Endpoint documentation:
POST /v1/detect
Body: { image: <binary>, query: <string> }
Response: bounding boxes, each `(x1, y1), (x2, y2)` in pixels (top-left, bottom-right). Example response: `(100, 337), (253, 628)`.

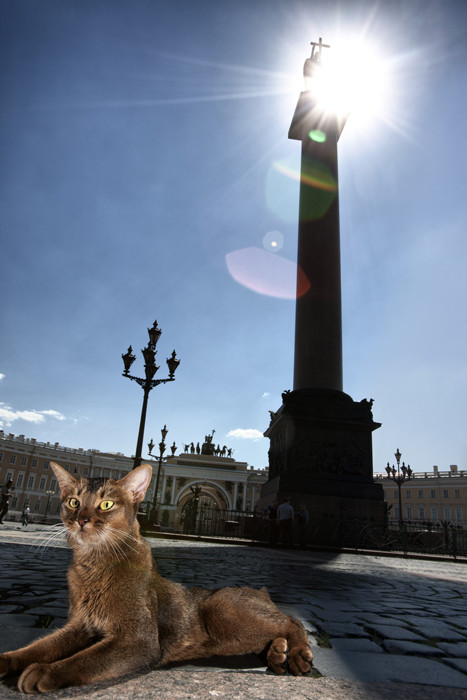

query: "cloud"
(0, 403), (66, 429)
(262, 392), (271, 398)
(227, 428), (264, 441)
(0, 374), (5, 381)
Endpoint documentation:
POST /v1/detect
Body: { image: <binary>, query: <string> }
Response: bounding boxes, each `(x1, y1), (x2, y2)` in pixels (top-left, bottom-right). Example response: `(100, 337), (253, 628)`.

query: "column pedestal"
(261, 389), (386, 546)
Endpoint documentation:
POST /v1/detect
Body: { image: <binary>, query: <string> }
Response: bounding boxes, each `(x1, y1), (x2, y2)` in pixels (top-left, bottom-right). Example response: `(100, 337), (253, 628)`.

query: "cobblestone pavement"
(0, 524), (466, 698)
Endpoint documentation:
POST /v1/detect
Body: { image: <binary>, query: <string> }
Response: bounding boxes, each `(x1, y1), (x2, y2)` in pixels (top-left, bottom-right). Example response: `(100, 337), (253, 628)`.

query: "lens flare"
(226, 247), (310, 300)
(309, 129), (326, 143)
(263, 230), (284, 253)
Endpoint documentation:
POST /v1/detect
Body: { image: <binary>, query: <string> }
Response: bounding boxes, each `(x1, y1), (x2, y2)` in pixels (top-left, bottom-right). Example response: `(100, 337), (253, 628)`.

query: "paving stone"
(0, 613), (37, 629)
(312, 648), (467, 688)
(438, 642), (467, 658)
(316, 622), (370, 638)
(444, 658), (467, 675)
(382, 640), (445, 656)
(329, 638), (383, 654)
(364, 624), (425, 642)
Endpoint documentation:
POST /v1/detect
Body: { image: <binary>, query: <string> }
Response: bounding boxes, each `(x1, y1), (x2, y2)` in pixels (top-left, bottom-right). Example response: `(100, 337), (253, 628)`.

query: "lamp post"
(385, 448), (413, 527)
(45, 490), (55, 523)
(148, 425), (176, 525)
(122, 320), (180, 469)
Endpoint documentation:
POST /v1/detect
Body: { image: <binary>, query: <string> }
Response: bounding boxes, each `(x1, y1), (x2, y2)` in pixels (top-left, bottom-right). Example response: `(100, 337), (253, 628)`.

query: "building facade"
(375, 465), (467, 526)
(0, 430), (268, 526)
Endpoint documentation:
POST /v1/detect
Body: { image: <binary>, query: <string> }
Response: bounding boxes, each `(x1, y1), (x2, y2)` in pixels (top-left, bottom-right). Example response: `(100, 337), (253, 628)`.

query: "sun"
(306, 38), (391, 127)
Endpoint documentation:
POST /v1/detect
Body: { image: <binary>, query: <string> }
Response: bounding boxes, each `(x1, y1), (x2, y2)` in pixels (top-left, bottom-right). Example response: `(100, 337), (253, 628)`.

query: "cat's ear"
(51, 462), (78, 497)
(118, 464), (152, 503)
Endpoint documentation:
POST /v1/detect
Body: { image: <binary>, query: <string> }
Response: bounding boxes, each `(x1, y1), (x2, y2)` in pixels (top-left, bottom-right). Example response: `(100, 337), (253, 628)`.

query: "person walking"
(277, 497), (294, 548)
(22, 505), (30, 527)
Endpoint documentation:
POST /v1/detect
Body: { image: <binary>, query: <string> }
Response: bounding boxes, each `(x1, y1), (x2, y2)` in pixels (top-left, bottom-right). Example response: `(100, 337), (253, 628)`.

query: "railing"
(174, 506), (265, 540)
(168, 506), (467, 558)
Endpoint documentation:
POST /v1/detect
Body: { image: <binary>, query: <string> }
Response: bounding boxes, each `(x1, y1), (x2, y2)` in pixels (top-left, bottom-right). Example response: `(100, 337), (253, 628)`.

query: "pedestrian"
(22, 505), (30, 527)
(264, 499), (279, 547)
(0, 479), (14, 524)
(297, 503), (309, 548)
(277, 497), (294, 548)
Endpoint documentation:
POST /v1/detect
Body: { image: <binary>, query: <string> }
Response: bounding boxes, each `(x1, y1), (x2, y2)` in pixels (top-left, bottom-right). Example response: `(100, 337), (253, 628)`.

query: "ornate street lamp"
(122, 321), (180, 469)
(44, 489), (55, 523)
(148, 425), (176, 525)
(385, 448), (413, 527)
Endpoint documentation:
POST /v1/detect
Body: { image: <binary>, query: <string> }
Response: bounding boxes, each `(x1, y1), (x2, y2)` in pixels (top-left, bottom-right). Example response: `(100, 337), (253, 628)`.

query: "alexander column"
(262, 40), (385, 544)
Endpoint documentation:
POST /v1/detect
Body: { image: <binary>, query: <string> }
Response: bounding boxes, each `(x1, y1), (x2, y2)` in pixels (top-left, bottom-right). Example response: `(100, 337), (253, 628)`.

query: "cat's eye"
(69, 498), (80, 509)
(99, 500), (114, 511)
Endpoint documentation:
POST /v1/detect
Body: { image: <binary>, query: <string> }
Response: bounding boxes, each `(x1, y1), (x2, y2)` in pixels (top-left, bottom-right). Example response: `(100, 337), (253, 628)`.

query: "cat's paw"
(288, 644), (313, 676)
(0, 653), (10, 678)
(18, 663), (62, 694)
(266, 636), (288, 675)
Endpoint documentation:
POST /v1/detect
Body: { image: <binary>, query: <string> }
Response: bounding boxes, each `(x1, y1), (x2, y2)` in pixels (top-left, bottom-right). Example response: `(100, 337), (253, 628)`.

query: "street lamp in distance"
(385, 448), (413, 527)
(148, 425), (176, 527)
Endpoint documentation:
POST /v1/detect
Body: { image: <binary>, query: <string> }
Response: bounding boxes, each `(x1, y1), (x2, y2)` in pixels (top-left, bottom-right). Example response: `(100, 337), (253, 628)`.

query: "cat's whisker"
(32, 524), (68, 556)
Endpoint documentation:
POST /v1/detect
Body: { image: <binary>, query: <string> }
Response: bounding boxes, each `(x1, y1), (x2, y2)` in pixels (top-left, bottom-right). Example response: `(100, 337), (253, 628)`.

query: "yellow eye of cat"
(69, 498), (80, 509)
(99, 500), (114, 511)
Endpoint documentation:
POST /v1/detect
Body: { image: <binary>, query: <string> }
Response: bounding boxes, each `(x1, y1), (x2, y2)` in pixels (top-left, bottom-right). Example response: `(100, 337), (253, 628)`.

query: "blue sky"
(1, 0), (467, 473)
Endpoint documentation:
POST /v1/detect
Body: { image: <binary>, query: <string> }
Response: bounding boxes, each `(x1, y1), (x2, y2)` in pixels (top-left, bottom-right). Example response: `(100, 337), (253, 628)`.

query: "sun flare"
(309, 39), (391, 126)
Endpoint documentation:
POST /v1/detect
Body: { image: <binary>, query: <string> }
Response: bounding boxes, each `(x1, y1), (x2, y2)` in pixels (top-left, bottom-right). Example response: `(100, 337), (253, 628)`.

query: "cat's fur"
(0, 463), (312, 693)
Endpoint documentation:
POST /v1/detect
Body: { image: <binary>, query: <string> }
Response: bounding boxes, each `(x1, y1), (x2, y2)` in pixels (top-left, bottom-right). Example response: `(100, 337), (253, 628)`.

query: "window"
(9, 455), (16, 464)
(32, 459), (38, 468)
(430, 490), (436, 499)
(394, 506), (400, 519)
(454, 489), (460, 498)
(11, 497), (17, 508)
(443, 490), (449, 498)
(27, 476), (35, 489)
(418, 507), (425, 519)
(406, 490), (411, 499)
(43, 461), (50, 470)
(393, 490), (398, 499)
(84, 468), (89, 476)
(0, 452), (3, 462)
(39, 477), (46, 490)
(455, 507), (463, 522)
(50, 479), (57, 491)
(34, 499), (41, 512)
(443, 507), (451, 520)
(431, 507), (438, 521)
(418, 490), (423, 499)
(406, 506), (413, 519)
(21, 457), (27, 466)
(6, 471), (13, 482)
(16, 474), (24, 488)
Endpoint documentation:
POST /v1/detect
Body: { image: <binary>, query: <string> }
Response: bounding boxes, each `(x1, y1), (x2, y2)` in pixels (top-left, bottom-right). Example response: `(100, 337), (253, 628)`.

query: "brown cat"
(0, 463), (312, 693)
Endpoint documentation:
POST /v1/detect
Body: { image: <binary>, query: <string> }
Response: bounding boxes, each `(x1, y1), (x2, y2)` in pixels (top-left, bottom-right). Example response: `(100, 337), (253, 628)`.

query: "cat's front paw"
(18, 663), (62, 694)
(267, 637), (288, 675)
(288, 644), (313, 676)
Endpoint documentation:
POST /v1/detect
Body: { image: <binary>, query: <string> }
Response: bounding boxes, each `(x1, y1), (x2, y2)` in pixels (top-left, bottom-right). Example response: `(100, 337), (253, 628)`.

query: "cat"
(0, 462), (313, 693)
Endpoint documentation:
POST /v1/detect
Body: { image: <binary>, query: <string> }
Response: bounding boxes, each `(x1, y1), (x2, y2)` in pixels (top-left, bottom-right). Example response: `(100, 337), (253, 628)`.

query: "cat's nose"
(78, 515), (90, 528)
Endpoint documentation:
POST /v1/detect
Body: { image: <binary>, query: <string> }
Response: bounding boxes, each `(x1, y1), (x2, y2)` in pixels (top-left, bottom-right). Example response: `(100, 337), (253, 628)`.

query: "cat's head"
(51, 462), (152, 550)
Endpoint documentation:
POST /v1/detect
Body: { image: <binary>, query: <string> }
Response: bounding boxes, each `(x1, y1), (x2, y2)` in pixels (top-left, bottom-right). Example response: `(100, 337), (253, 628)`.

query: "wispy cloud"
(0, 374), (5, 382)
(0, 403), (66, 429)
(227, 428), (264, 441)
(262, 392), (271, 399)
